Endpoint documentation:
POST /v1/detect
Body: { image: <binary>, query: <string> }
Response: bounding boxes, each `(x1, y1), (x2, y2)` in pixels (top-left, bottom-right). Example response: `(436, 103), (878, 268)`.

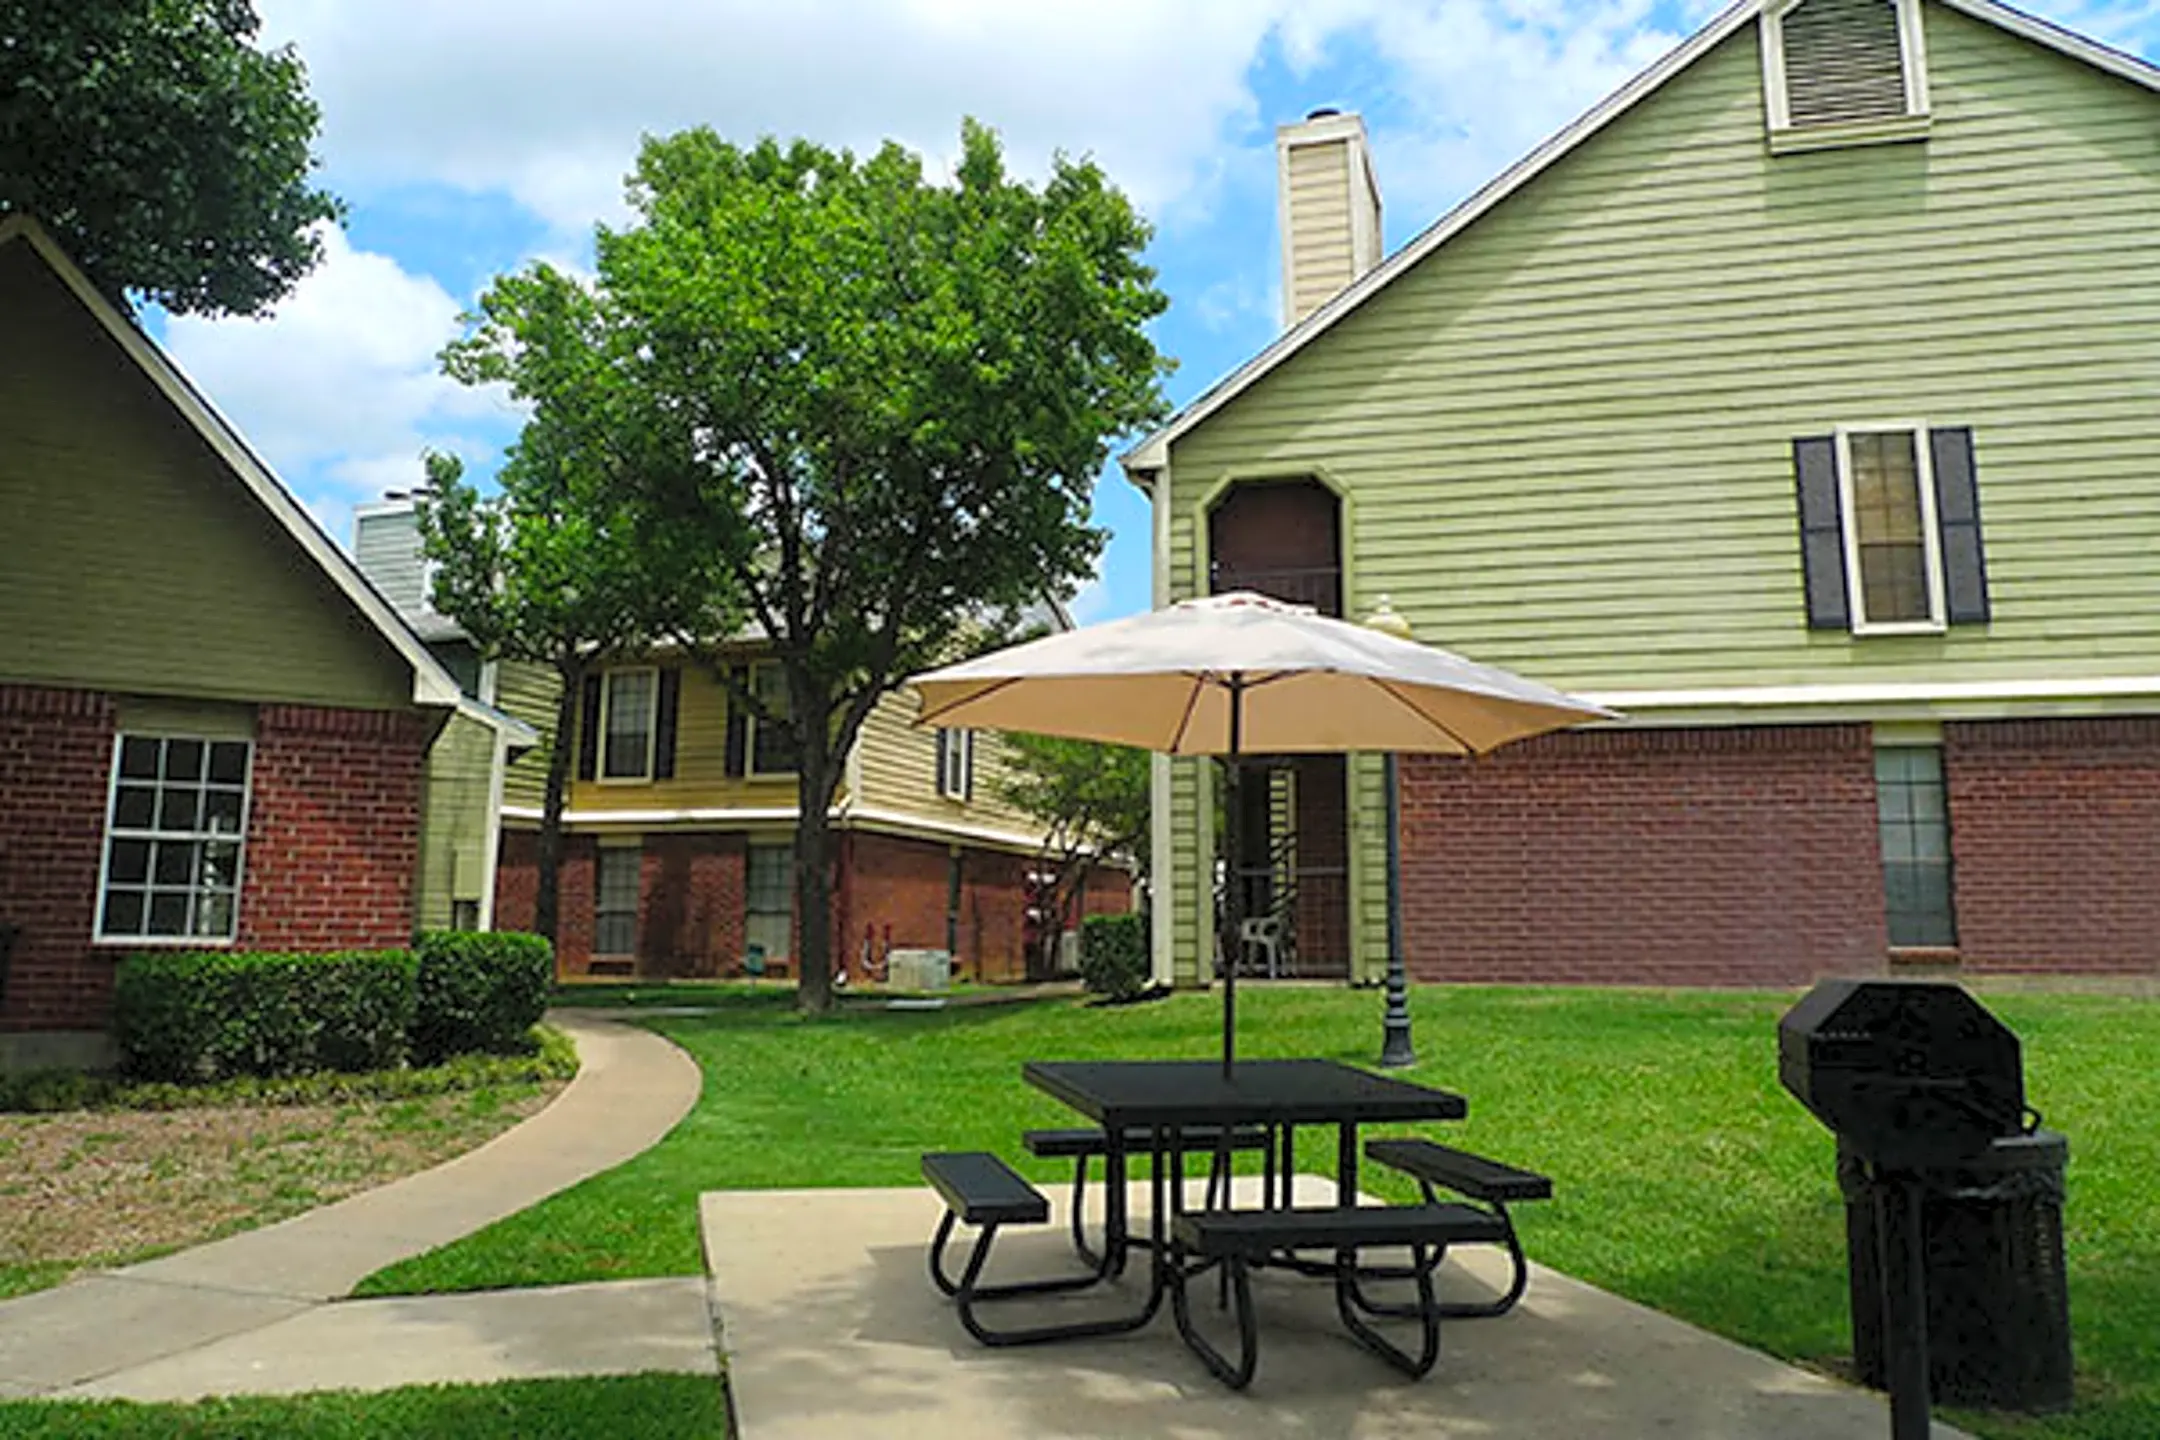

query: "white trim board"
(1120, 0), (2160, 475)
(498, 801), (1060, 856)
(0, 216), (466, 713)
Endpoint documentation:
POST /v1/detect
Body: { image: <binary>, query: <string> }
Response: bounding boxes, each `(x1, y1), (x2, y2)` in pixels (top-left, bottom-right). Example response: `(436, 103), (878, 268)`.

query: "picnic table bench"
(1023, 1123), (1270, 1265)
(1365, 1138), (1552, 1317)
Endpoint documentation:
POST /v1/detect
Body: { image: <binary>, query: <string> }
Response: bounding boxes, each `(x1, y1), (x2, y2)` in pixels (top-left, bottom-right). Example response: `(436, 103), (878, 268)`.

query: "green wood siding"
(0, 246), (412, 710)
(417, 711), (496, 928)
(1159, 8), (2160, 982)
(497, 661), (562, 813)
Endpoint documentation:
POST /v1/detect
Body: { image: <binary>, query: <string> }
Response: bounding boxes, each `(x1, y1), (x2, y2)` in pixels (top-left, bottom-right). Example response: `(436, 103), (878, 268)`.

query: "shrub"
(1078, 914), (1149, 1002)
(113, 949), (417, 1083)
(412, 931), (554, 1065)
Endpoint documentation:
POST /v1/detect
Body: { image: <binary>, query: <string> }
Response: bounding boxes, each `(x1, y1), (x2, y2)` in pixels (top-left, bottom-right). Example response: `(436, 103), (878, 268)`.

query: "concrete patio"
(703, 1176), (1971, 1439)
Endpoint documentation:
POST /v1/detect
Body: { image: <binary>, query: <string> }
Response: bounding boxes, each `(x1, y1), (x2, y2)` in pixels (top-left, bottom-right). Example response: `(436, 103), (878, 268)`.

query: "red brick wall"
(0, 686), (119, 1030)
(1399, 725), (1886, 987)
(495, 831), (602, 977)
(1946, 718), (2160, 974)
(238, 705), (426, 952)
(638, 832), (745, 979)
(0, 687), (428, 1031)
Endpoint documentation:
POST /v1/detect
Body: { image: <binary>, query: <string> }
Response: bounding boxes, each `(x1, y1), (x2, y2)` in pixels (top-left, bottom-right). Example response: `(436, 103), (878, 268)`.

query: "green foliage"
(1077, 913), (1150, 1001)
(998, 736), (1152, 869)
(0, 1027), (574, 1115)
(413, 931), (556, 1064)
(113, 949), (417, 1083)
(0, 0), (340, 316)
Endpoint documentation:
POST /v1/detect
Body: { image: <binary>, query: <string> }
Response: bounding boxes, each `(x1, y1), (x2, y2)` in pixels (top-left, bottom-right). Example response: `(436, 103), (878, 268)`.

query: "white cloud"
(159, 225), (518, 543)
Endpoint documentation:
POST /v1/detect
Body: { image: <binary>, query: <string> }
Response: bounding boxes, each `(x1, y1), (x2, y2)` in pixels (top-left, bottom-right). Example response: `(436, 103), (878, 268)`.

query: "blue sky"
(162, 0), (2160, 623)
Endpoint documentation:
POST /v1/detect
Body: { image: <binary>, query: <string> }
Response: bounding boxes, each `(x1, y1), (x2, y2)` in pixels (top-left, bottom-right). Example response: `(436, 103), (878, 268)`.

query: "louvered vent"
(1782, 0), (1911, 127)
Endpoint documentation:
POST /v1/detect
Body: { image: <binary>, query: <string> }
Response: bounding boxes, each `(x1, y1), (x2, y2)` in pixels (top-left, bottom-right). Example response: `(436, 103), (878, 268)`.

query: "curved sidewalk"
(0, 1009), (703, 1398)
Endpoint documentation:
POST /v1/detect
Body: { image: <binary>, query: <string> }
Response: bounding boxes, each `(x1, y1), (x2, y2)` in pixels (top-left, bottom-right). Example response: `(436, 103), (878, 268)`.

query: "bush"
(1078, 914), (1149, 1002)
(113, 949), (417, 1083)
(412, 931), (554, 1065)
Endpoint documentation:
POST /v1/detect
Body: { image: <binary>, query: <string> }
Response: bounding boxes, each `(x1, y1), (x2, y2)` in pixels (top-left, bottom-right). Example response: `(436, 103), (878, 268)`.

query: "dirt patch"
(0, 1082), (561, 1296)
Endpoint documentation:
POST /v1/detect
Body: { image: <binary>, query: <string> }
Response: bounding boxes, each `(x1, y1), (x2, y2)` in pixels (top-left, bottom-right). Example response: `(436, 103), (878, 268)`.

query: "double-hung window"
(594, 846), (641, 957)
(98, 735), (251, 942)
(746, 663), (796, 778)
(1794, 425), (1989, 635)
(1876, 746), (1956, 948)
(936, 728), (974, 802)
(600, 668), (657, 781)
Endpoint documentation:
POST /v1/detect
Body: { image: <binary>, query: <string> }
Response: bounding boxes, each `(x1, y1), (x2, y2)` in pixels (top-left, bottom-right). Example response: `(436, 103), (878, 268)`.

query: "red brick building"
(0, 219), (529, 1063)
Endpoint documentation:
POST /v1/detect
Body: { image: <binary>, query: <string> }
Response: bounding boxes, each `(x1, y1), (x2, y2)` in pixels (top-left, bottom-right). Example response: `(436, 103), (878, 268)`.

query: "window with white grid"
(97, 735), (251, 942)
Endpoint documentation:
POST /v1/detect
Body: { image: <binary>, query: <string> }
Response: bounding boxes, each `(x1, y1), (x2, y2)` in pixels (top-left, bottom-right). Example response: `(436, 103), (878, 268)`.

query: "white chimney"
(1276, 108), (1383, 329)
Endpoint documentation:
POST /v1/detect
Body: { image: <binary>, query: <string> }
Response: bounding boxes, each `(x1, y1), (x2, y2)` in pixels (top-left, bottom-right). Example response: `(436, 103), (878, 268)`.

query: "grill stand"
(1877, 1170), (1934, 1440)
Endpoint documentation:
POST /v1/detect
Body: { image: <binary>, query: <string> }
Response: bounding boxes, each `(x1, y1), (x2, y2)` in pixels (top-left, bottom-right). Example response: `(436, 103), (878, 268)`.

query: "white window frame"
(938, 728), (975, 802)
(597, 666), (659, 784)
(1761, 0), (1931, 153)
(1837, 423), (1948, 636)
(745, 661), (796, 780)
(92, 733), (253, 947)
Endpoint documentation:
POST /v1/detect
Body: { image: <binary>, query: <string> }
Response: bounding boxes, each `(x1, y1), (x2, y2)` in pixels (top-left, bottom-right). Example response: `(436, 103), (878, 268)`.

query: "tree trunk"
(792, 700), (839, 1015)
(535, 659), (582, 953)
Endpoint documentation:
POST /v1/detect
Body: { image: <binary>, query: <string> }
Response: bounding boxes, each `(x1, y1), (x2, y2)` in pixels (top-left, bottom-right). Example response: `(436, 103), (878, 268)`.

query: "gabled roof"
(1123, 0), (2160, 475)
(0, 214), (466, 712)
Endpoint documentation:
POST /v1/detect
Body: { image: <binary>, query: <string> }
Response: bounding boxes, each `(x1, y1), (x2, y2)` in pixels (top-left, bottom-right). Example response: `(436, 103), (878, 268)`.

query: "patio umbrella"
(913, 591), (1617, 1074)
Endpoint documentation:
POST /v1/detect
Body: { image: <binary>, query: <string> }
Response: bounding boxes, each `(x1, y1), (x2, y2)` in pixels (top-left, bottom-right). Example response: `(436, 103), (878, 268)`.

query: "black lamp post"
(1364, 597), (1416, 1068)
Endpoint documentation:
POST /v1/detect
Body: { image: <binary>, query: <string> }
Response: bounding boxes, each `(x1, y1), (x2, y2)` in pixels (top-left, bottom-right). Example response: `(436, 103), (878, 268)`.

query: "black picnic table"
(1023, 1059), (1467, 1283)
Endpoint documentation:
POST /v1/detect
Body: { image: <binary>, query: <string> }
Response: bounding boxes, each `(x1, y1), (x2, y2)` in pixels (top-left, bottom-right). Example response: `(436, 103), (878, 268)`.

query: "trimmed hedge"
(413, 931), (555, 1065)
(1078, 913), (1149, 1002)
(114, 949), (417, 1083)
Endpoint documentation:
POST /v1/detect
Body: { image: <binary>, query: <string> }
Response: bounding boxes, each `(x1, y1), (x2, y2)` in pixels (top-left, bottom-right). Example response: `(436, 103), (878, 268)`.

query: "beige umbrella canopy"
(914, 592), (1617, 1071)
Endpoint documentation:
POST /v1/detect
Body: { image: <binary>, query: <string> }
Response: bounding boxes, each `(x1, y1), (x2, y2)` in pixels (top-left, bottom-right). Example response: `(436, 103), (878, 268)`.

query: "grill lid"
(1779, 980), (2025, 1167)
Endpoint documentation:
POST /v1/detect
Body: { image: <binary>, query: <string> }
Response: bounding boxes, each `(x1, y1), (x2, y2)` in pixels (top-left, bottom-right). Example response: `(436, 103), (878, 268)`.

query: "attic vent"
(1784, 0), (1907, 125)
(1762, 0), (1929, 151)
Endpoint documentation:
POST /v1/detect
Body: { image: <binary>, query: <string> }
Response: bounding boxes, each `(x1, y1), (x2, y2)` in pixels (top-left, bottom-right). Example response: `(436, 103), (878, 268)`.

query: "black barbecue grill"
(1779, 980), (2071, 1439)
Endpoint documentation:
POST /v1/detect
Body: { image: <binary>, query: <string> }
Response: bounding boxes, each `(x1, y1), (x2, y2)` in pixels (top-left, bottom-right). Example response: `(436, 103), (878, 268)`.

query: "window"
(744, 843), (793, 971)
(599, 668), (657, 781)
(594, 846), (641, 956)
(936, 728), (974, 801)
(1844, 428), (1940, 629)
(1876, 746), (1956, 948)
(1793, 426), (1988, 635)
(746, 663), (796, 778)
(450, 899), (481, 931)
(1761, 0), (1929, 152)
(98, 735), (250, 942)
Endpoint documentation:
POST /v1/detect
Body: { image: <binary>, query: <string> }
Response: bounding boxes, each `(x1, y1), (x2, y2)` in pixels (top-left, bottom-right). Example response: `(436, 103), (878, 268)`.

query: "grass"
(355, 986), (2157, 1440)
(0, 1373), (730, 1437)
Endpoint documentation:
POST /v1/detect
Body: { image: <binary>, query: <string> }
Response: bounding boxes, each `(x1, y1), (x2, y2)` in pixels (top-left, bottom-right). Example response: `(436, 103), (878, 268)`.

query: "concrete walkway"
(705, 1178), (1975, 1440)
(0, 1009), (710, 1400)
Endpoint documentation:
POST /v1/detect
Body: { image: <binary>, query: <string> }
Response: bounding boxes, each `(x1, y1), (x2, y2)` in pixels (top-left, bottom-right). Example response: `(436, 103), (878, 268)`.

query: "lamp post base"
(1379, 960), (1416, 1069)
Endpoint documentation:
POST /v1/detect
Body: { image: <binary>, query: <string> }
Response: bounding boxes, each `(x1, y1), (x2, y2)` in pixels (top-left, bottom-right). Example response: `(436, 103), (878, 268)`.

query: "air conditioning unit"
(887, 947), (952, 992)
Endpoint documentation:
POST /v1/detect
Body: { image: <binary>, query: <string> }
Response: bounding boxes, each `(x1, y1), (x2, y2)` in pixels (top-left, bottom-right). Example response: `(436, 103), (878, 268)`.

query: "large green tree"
(596, 120), (1171, 1012)
(997, 735), (1151, 972)
(0, 0), (340, 315)
(417, 264), (734, 947)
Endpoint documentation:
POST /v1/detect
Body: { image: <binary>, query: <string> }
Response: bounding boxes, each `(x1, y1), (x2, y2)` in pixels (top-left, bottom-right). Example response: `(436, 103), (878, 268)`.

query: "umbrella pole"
(1221, 676), (1245, 1078)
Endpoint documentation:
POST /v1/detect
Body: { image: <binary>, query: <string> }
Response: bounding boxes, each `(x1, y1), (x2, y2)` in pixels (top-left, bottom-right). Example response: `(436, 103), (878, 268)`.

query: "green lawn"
(358, 985), (2157, 1440)
(0, 1374), (730, 1438)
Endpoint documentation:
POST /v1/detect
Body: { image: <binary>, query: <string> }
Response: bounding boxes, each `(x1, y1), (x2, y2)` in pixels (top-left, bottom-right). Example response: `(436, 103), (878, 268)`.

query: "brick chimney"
(1276, 108), (1382, 329)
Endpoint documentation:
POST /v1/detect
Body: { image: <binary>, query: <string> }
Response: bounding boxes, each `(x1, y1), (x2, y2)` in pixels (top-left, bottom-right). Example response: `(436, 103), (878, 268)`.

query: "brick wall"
(1946, 718), (2160, 974)
(496, 831), (601, 978)
(638, 832), (746, 979)
(0, 686), (118, 1030)
(0, 687), (428, 1032)
(1398, 725), (1886, 987)
(239, 704), (427, 952)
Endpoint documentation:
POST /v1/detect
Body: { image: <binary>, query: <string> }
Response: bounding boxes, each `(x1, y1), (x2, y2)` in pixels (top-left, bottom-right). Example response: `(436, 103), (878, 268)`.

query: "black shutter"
(1930, 428), (1991, 625)
(653, 667), (682, 780)
(576, 674), (603, 781)
(724, 669), (747, 778)
(962, 733), (974, 802)
(1793, 436), (1850, 630)
(934, 729), (948, 794)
